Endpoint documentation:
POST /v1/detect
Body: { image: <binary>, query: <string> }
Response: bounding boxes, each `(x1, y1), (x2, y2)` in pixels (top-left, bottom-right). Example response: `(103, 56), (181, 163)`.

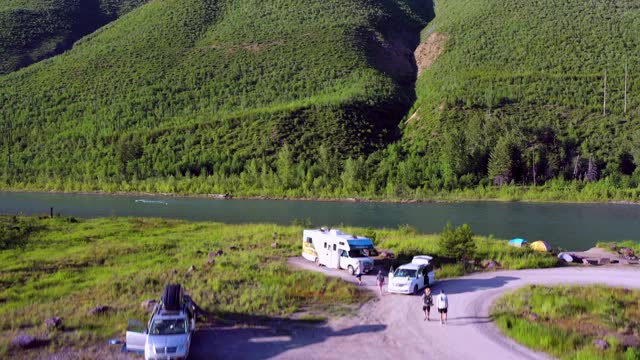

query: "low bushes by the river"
(3, 176), (640, 204)
(367, 225), (558, 276)
(492, 285), (640, 360)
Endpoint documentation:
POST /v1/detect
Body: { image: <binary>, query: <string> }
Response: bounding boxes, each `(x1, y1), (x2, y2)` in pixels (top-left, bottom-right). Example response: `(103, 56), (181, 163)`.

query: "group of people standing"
(421, 287), (448, 324)
(371, 269), (449, 324)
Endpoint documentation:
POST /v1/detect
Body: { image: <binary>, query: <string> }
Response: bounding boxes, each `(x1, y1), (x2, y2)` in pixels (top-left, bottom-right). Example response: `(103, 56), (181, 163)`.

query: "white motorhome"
(302, 228), (375, 274)
(387, 255), (435, 294)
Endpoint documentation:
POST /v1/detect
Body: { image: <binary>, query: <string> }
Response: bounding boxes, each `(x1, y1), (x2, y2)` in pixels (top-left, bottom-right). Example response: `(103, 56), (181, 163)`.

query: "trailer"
(302, 228), (375, 274)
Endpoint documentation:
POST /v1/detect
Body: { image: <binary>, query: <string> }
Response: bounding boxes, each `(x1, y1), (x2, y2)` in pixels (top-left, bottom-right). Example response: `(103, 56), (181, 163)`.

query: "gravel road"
(190, 259), (640, 360)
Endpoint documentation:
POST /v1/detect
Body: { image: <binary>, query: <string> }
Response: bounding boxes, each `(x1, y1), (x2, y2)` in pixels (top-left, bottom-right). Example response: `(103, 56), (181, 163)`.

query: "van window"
(323, 242), (327, 248)
(306, 237), (312, 243)
(333, 244), (336, 251)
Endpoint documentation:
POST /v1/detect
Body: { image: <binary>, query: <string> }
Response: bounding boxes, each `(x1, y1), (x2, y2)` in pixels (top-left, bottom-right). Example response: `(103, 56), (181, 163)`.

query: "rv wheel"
(348, 265), (354, 275)
(314, 257), (320, 266)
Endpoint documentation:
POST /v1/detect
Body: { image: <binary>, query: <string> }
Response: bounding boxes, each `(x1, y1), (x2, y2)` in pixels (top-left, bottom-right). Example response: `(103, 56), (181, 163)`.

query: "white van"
(387, 255), (435, 294)
(302, 228), (375, 274)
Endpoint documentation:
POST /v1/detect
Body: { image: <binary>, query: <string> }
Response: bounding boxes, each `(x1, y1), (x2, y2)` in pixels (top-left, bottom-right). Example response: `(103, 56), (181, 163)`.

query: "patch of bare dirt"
(414, 33), (448, 76)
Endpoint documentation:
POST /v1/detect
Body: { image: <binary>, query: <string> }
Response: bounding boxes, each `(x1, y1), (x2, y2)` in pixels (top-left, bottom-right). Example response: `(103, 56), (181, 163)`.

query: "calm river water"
(1, 191), (639, 250)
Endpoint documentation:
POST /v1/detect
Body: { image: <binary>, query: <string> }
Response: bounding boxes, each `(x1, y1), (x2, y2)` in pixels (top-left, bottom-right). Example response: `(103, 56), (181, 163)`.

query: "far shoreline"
(1, 187), (640, 206)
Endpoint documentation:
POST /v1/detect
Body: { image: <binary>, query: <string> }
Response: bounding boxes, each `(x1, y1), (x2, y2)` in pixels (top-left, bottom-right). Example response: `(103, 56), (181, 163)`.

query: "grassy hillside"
(2, 0), (640, 201)
(0, 0), (432, 191)
(0, 0), (147, 74)
(403, 0), (640, 189)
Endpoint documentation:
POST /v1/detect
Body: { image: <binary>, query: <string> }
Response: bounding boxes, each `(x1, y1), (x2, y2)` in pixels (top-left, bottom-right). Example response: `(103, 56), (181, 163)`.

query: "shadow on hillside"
(431, 276), (520, 295)
(190, 313), (386, 360)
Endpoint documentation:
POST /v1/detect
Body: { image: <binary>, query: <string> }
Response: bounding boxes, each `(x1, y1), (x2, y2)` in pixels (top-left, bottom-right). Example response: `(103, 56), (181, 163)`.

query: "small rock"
(271, 242), (278, 248)
(188, 265), (196, 272)
(618, 334), (640, 348)
(208, 250), (224, 258)
(228, 246), (239, 251)
(206, 259), (215, 266)
(88, 305), (112, 316)
(593, 339), (609, 350)
(11, 334), (40, 349)
(379, 251), (395, 259)
(608, 243), (618, 251)
(483, 260), (501, 269)
(44, 316), (62, 329)
(619, 247), (635, 258)
(141, 300), (157, 312)
(598, 258), (610, 265)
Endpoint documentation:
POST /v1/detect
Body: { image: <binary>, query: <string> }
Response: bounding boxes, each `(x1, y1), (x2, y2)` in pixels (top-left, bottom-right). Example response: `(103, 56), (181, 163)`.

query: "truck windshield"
(348, 249), (367, 258)
(394, 269), (417, 278)
(149, 318), (188, 335)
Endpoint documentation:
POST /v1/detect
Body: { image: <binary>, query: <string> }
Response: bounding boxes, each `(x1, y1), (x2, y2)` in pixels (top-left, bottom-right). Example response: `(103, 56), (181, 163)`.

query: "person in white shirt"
(436, 290), (448, 325)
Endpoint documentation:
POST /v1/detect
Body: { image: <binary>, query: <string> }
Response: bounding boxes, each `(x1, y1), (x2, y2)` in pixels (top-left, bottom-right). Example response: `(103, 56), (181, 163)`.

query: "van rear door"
(125, 320), (146, 354)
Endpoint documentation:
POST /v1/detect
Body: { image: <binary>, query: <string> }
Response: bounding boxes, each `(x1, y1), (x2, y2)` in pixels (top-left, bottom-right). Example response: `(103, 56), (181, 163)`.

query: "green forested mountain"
(0, 0), (147, 74)
(404, 0), (640, 191)
(1, 0), (640, 200)
(0, 0), (432, 190)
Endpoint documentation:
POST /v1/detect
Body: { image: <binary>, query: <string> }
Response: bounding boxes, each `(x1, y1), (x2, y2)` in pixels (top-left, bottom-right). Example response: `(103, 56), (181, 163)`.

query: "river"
(1, 191), (639, 250)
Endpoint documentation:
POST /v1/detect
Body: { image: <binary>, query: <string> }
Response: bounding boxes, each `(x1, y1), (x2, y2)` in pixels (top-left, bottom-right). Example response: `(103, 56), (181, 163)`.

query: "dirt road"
(191, 260), (640, 360)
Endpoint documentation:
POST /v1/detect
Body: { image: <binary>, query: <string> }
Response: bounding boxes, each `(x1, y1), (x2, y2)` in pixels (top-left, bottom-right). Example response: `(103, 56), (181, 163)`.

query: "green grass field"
(493, 285), (640, 360)
(0, 215), (557, 357)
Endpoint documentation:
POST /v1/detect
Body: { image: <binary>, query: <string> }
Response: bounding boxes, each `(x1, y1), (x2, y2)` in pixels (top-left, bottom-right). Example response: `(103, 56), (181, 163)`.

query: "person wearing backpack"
(436, 289), (449, 325)
(421, 287), (433, 321)
(376, 270), (384, 295)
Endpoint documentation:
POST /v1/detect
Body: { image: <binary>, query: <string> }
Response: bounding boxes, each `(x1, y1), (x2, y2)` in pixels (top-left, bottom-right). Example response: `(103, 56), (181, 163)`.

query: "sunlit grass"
(493, 285), (640, 360)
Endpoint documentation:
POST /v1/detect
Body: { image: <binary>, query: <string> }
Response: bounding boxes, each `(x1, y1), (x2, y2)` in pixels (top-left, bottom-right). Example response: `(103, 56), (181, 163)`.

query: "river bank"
(0, 179), (640, 205)
(1, 187), (640, 206)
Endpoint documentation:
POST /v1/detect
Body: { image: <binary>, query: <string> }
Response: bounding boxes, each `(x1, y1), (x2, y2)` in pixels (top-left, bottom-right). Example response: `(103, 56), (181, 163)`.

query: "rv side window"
(306, 237), (312, 243)
(324, 242), (327, 249)
(333, 244), (336, 251)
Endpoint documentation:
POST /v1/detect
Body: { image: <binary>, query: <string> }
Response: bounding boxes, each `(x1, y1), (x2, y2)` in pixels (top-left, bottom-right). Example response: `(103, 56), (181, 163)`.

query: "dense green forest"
(1, 0), (640, 201)
(0, 0), (147, 74)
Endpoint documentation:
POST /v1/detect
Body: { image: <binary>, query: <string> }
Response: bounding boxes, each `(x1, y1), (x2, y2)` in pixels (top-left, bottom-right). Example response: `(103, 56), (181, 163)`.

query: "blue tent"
(508, 238), (527, 247)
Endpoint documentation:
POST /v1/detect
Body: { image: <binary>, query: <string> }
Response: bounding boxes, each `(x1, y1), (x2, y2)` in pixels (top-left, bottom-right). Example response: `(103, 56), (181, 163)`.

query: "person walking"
(436, 289), (448, 325)
(376, 270), (384, 295)
(355, 263), (363, 286)
(421, 287), (433, 321)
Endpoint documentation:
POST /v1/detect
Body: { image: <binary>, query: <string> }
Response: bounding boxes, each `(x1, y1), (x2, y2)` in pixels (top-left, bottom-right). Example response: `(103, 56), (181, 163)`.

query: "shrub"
(438, 223), (476, 262)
